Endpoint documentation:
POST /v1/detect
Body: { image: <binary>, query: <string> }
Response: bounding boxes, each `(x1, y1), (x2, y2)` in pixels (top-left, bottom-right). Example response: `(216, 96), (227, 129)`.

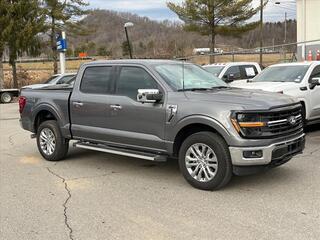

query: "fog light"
(243, 150), (263, 159)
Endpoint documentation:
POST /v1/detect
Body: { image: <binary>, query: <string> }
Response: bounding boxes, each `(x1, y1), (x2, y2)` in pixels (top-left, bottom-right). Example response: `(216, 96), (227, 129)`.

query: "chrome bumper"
(229, 134), (305, 166)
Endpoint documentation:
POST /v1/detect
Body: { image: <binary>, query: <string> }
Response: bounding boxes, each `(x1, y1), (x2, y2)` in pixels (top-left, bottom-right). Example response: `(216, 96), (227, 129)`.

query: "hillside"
(68, 9), (297, 58)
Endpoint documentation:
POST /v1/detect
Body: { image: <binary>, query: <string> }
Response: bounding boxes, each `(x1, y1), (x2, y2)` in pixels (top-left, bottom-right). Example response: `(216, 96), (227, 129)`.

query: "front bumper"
(229, 133), (305, 166)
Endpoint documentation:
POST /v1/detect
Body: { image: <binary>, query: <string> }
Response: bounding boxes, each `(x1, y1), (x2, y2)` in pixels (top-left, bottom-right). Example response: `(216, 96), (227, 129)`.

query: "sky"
(88, 0), (297, 22)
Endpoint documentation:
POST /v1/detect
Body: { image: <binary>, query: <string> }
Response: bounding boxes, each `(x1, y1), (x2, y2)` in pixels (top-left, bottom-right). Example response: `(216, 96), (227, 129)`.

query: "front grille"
(235, 104), (304, 139)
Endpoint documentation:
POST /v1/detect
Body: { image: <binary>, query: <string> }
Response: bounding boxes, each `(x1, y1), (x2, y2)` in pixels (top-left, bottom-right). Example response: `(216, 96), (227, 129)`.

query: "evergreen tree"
(3, 0), (45, 88)
(41, 0), (88, 73)
(167, 0), (264, 63)
(0, 1), (10, 89)
(98, 46), (107, 56)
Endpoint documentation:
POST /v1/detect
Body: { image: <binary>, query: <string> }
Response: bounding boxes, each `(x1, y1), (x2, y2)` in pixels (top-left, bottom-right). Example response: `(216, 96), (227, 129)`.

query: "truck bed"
(20, 84), (73, 137)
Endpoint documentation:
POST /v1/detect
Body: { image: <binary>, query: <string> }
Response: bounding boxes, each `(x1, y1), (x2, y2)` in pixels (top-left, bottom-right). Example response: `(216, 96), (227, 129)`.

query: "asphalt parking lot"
(0, 103), (320, 240)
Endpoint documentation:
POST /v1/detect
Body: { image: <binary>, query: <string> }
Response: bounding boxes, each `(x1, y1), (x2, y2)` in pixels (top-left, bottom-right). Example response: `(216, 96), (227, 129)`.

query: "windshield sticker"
(294, 76), (302, 82)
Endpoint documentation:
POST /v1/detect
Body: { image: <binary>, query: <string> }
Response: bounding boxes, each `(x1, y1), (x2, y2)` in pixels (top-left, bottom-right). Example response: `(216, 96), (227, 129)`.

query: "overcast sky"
(88, 0), (296, 22)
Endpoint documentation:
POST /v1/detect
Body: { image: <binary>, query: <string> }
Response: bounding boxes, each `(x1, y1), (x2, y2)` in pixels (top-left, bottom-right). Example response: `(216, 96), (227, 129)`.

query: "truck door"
(308, 65), (320, 120)
(70, 65), (117, 142)
(105, 65), (166, 152)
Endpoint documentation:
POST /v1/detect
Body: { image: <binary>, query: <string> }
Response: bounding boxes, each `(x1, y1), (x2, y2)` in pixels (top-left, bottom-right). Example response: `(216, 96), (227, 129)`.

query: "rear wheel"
(178, 132), (232, 190)
(0, 92), (13, 103)
(36, 120), (69, 161)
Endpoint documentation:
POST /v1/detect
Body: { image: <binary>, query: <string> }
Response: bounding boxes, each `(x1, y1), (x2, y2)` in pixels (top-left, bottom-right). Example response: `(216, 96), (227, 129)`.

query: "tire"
(178, 131), (233, 191)
(301, 103), (307, 127)
(36, 120), (69, 161)
(1, 92), (13, 103)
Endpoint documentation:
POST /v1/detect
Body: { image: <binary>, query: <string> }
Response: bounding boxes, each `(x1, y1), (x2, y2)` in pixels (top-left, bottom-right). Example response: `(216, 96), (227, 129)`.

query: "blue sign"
(56, 37), (67, 52)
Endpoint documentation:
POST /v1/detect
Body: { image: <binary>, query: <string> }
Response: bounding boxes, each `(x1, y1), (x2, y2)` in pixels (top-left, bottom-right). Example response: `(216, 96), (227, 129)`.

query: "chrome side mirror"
(137, 89), (163, 103)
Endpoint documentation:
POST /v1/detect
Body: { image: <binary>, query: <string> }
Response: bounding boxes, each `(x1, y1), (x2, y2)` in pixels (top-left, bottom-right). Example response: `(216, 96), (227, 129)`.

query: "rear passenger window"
(117, 67), (158, 100)
(81, 66), (113, 94)
(242, 65), (258, 79)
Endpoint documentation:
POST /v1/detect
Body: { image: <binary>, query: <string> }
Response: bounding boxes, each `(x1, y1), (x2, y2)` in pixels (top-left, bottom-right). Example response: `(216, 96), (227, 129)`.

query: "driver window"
(117, 66), (158, 100)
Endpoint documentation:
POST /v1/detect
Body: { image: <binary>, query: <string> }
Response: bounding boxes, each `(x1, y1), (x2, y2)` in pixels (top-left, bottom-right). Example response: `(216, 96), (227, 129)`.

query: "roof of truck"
(267, 61), (320, 68)
(83, 59), (188, 66)
(203, 62), (260, 68)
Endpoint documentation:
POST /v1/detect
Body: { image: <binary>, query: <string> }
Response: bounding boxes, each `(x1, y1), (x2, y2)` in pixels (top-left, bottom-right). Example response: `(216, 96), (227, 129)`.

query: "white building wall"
(296, 0), (320, 60)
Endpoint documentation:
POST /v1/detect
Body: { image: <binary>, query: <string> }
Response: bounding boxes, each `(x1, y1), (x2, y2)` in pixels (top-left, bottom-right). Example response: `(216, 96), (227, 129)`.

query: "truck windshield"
(154, 63), (228, 90)
(203, 66), (224, 77)
(252, 65), (309, 83)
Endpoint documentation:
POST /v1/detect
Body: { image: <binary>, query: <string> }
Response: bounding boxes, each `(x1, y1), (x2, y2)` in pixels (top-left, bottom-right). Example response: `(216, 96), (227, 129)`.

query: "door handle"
(73, 102), (83, 107)
(110, 104), (122, 110)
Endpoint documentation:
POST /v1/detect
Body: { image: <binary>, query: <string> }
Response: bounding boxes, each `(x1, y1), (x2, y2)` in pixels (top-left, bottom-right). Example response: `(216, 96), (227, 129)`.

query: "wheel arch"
(33, 105), (62, 133)
(171, 116), (231, 157)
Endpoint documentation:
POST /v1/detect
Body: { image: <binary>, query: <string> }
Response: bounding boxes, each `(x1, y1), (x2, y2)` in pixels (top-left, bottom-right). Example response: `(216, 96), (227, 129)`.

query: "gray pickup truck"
(19, 60), (305, 190)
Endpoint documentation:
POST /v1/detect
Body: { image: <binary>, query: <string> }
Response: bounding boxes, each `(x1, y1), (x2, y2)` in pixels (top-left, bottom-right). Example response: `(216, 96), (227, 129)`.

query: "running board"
(74, 142), (167, 162)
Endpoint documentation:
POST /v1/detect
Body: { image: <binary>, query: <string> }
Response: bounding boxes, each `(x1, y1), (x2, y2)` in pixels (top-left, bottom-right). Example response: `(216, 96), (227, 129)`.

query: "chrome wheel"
(39, 128), (56, 155)
(185, 143), (218, 182)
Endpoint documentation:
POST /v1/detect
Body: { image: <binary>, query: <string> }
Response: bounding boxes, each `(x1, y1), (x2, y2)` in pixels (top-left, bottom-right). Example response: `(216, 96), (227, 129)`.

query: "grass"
(3, 59), (93, 71)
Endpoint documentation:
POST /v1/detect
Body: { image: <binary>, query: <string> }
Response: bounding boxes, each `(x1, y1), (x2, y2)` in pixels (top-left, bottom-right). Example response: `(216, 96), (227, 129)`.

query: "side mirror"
(309, 77), (320, 89)
(137, 89), (163, 103)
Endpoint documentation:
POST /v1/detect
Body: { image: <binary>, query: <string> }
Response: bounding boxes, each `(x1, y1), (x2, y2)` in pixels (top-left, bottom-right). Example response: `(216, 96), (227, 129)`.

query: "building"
(296, 0), (320, 60)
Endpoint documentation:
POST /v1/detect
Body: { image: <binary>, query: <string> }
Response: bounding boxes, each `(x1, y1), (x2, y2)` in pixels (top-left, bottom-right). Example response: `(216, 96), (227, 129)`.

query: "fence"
(183, 39), (320, 66)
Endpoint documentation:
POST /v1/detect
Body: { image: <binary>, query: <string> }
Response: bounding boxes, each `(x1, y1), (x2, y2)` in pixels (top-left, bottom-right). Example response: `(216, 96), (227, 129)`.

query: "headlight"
(231, 111), (266, 137)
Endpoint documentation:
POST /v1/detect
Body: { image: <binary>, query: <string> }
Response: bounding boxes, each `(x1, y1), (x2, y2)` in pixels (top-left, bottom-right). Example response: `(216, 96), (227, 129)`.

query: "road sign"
(56, 32), (67, 52)
(56, 38), (67, 52)
(56, 32), (67, 74)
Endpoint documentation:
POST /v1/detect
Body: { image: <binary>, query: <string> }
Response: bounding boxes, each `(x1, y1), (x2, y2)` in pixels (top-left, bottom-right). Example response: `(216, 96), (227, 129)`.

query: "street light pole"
(124, 22), (134, 59)
(259, 0), (264, 66)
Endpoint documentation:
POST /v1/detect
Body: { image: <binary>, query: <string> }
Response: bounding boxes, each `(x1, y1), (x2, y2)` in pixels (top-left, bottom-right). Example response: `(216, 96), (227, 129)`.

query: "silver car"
(22, 73), (76, 89)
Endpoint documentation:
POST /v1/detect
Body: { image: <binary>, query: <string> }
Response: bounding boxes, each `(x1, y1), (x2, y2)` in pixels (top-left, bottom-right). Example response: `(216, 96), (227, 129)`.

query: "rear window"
(57, 75), (75, 84)
(80, 66), (113, 94)
(242, 65), (258, 79)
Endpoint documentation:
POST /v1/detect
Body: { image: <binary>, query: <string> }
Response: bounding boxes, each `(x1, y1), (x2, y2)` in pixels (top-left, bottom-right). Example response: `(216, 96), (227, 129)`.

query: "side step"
(74, 142), (167, 162)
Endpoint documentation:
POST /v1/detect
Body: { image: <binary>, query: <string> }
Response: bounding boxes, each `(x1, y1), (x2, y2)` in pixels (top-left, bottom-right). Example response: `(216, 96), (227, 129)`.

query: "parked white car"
(230, 62), (320, 124)
(22, 73), (76, 89)
(203, 62), (261, 83)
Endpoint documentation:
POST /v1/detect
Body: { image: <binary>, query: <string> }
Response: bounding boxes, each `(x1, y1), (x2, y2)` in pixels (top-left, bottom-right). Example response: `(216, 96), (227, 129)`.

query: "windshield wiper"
(211, 86), (230, 89)
(178, 88), (212, 92)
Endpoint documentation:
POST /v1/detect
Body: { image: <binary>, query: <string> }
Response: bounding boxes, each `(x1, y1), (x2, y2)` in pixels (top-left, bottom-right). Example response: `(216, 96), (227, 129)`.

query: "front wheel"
(178, 132), (233, 190)
(36, 120), (69, 161)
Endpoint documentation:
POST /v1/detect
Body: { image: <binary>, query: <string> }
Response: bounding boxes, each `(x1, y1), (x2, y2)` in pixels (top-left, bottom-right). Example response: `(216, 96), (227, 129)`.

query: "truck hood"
(184, 88), (297, 110)
(229, 81), (298, 92)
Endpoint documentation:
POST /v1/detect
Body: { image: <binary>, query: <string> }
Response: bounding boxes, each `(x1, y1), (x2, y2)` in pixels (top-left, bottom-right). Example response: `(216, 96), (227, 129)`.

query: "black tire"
(0, 92), (13, 103)
(36, 120), (69, 161)
(178, 131), (233, 191)
(301, 103), (307, 127)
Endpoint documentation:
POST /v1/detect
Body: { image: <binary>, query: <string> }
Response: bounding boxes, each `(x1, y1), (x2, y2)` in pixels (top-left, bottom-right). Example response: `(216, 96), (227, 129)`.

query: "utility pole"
(284, 12), (287, 44)
(259, 0), (264, 66)
(284, 12), (287, 61)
